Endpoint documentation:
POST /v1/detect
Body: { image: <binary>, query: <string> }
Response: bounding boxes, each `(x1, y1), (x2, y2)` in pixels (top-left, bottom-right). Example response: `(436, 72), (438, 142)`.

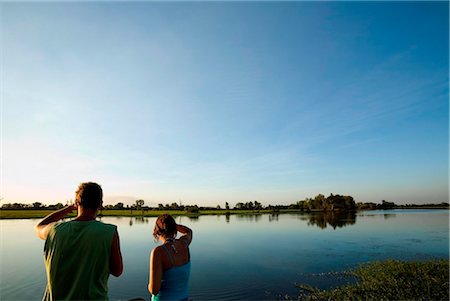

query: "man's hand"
(34, 205), (77, 240)
(63, 205), (77, 214)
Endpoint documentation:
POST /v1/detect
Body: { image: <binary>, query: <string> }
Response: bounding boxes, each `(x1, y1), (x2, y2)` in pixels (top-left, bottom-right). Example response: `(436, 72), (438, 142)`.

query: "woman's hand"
(176, 224), (193, 245)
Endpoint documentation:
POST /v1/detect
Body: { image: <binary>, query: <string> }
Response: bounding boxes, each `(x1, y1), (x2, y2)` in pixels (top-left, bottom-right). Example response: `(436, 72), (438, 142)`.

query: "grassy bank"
(296, 259), (449, 301)
(1, 207), (447, 219)
(0, 210), (62, 219)
(0, 209), (292, 219)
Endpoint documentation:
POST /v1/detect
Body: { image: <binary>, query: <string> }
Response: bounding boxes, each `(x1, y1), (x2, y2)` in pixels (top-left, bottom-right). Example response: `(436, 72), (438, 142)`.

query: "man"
(35, 182), (123, 301)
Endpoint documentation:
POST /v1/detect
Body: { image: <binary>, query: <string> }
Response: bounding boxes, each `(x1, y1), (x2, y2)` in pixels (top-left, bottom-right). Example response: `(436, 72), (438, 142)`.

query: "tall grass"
(296, 259), (449, 301)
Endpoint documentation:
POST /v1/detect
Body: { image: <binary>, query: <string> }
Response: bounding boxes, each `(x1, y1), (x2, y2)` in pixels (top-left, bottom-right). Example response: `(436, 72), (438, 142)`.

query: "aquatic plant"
(296, 259), (449, 301)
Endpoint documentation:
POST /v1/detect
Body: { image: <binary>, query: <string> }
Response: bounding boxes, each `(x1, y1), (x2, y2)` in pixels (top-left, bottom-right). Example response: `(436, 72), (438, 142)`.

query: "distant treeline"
(1, 194), (449, 213)
(355, 200), (450, 210)
(1, 195), (448, 212)
(1, 202), (65, 210)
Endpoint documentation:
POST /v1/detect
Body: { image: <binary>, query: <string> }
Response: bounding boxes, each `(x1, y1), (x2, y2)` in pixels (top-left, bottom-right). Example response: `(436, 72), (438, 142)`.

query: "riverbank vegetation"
(0, 208), (291, 219)
(295, 259), (449, 301)
(1, 193), (448, 219)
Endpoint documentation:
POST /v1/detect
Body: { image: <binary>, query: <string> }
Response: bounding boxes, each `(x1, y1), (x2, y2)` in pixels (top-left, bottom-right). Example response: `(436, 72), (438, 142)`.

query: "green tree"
(1, 203), (12, 209)
(186, 205), (199, 213)
(114, 202), (124, 210)
(254, 201), (262, 210)
(380, 200), (395, 210)
(135, 199), (145, 209)
(297, 200), (308, 210)
(344, 196), (356, 211)
(313, 194), (326, 210)
(12, 203), (24, 209)
(235, 202), (244, 210)
(32, 202), (43, 209)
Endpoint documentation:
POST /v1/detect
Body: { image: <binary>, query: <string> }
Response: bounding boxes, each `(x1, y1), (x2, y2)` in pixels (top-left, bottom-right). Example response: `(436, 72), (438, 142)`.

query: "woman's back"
(153, 243), (191, 301)
(149, 217), (192, 301)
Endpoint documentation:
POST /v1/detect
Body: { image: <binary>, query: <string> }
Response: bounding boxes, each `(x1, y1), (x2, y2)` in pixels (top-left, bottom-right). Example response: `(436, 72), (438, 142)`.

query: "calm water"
(1, 210), (448, 300)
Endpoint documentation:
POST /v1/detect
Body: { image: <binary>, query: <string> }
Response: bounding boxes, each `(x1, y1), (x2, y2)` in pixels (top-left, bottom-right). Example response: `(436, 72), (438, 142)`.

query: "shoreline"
(0, 209), (294, 219)
(0, 207), (448, 219)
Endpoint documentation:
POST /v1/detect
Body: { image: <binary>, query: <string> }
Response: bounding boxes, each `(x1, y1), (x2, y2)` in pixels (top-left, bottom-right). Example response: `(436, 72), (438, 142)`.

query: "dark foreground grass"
(296, 259), (449, 301)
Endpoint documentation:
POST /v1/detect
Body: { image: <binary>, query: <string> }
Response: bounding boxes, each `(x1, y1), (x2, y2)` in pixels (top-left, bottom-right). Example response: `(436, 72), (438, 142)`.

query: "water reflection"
(123, 211), (361, 229)
(306, 211), (357, 229)
(234, 214), (263, 222)
(268, 213), (279, 222)
(215, 211), (358, 229)
(187, 215), (200, 222)
(383, 214), (396, 219)
(1, 210), (448, 301)
(223, 211), (356, 230)
(128, 217), (150, 226)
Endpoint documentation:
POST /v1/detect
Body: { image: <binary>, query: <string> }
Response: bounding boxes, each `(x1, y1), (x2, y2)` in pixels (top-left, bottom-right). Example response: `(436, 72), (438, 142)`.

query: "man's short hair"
(76, 182), (103, 210)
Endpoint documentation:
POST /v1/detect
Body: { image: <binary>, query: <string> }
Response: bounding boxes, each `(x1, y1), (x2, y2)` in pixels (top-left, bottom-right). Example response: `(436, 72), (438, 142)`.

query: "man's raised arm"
(34, 205), (76, 240)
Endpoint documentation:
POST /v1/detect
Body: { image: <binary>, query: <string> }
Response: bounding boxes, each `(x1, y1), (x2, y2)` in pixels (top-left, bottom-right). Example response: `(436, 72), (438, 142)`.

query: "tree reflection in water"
(268, 213), (279, 222)
(122, 211), (356, 228)
(187, 215), (200, 222)
(234, 214), (263, 223)
(307, 211), (357, 229)
(128, 216), (150, 226)
(383, 213), (396, 219)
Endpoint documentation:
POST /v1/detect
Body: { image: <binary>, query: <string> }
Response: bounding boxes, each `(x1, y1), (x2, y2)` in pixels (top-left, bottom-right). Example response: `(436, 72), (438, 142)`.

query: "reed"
(296, 259), (449, 301)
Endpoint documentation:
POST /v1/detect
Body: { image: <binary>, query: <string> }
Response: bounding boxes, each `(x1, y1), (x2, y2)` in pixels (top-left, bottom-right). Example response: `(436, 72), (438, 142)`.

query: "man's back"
(43, 220), (116, 301)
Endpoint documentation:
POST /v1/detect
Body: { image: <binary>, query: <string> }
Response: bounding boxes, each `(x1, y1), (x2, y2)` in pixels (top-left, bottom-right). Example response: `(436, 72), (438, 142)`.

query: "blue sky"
(1, 1), (448, 206)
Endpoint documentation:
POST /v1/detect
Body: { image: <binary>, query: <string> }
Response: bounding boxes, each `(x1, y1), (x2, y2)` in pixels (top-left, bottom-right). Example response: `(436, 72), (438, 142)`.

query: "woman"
(149, 214), (192, 301)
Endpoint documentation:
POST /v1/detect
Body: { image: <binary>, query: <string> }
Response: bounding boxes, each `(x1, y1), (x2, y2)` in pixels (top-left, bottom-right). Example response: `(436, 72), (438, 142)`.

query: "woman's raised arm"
(177, 224), (192, 245)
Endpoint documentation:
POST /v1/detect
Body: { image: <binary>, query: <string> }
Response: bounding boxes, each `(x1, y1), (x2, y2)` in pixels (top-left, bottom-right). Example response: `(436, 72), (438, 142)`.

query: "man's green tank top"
(43, 220), (116, 301)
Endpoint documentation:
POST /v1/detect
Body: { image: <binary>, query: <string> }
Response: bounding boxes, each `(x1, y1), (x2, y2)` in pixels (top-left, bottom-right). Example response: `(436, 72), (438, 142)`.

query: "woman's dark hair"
(75, 182), (103, 210)
(153, 214), (177, 241)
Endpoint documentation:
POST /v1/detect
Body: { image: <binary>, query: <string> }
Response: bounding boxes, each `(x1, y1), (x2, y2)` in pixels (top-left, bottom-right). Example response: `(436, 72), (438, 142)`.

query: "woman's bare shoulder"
(177, 236), (192, 246)
(151, 245), (165, 256)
